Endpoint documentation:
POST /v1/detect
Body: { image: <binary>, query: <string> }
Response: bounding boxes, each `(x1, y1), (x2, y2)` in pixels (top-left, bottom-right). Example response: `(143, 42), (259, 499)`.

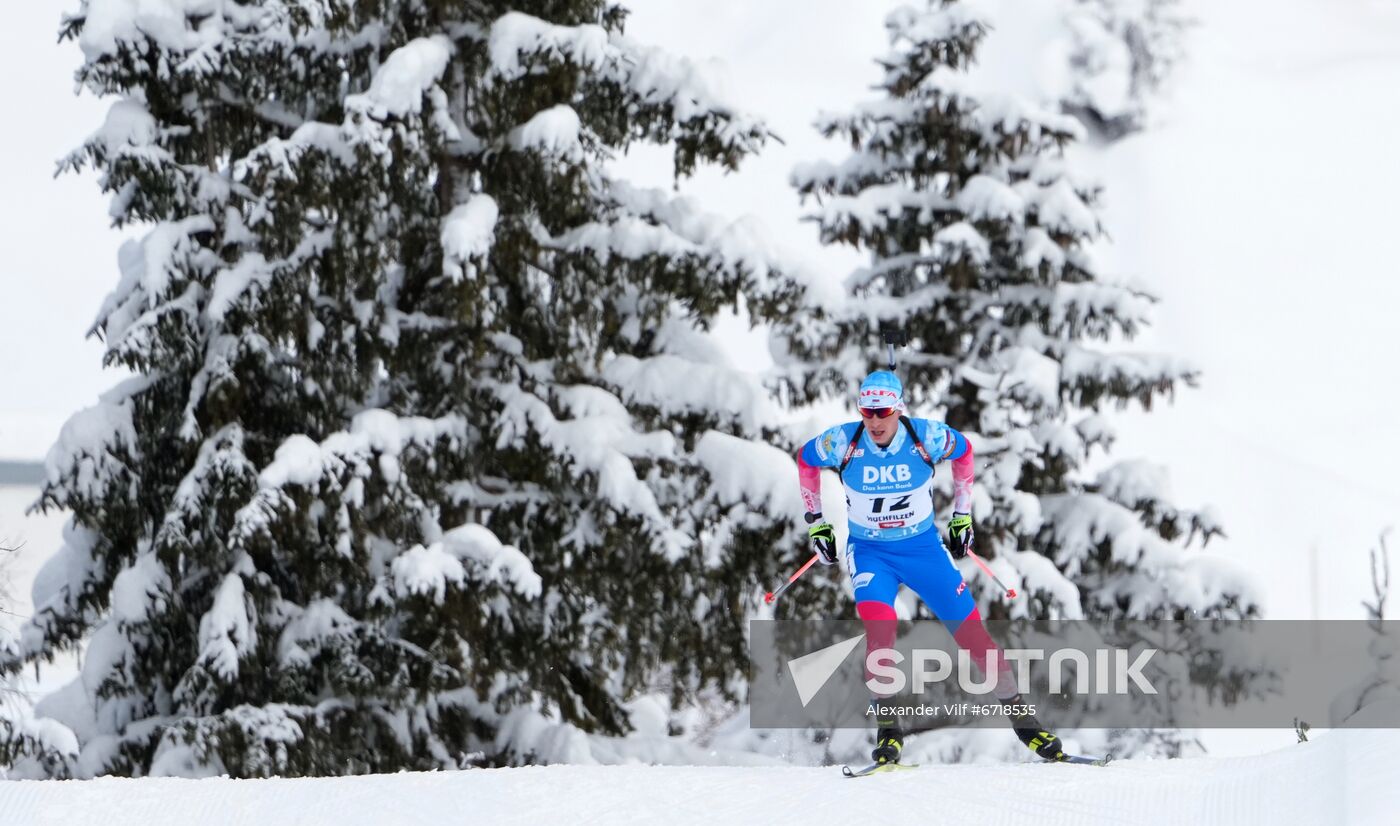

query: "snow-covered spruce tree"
(789, 1), (1255, 626)
(785, 0), (1258, 760)
(0, 2), (814, 778)
(1061, 0), (1189, 138)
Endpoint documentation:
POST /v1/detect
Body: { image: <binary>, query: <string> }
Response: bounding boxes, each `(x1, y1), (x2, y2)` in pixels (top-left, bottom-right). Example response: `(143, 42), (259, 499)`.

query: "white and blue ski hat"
(858, 370), (904, 410)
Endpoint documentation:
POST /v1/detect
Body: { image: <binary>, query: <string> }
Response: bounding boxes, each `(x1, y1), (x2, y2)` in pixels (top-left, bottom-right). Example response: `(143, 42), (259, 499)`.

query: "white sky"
(3, 0), (1399, 621)
(0, 5), (131, 461)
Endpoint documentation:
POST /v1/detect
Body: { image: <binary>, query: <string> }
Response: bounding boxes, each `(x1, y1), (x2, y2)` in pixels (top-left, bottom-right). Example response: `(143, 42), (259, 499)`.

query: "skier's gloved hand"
(806, 514), (839, 565)
(947, 512), (974, 559)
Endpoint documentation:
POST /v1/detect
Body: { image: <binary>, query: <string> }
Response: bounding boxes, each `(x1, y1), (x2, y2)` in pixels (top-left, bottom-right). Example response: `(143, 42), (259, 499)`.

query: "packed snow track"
(0, 729), (1393, 825)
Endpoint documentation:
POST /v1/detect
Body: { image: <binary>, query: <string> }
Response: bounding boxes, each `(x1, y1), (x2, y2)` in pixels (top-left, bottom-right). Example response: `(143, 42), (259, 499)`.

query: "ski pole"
(765, 554), (820, 605)
(967, 550), (1018, 599)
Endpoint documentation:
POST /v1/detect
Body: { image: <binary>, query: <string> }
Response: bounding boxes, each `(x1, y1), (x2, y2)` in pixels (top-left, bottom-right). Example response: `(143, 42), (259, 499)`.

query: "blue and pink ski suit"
(797, 416), (1014, 698)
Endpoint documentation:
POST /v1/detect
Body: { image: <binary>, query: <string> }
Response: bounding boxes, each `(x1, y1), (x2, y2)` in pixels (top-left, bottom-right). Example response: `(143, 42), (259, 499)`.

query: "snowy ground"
(0, 729), (1393, 826)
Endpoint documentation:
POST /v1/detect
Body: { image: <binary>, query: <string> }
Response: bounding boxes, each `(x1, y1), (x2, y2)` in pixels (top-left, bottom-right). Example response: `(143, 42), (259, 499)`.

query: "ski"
(842, 762), (920, 778)
(843, 753), (1109, 776)
(1053, 753), (1112, 767)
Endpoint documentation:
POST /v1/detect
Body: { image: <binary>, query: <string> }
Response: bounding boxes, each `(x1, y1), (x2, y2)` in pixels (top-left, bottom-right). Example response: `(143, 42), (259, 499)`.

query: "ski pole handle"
(765, 554), (820, 605)
(968, 550), (1018, 599)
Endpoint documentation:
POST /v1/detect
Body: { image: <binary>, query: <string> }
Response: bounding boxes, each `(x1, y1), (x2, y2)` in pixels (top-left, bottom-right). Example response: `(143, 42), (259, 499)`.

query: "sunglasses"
(859, 406), (899, 420)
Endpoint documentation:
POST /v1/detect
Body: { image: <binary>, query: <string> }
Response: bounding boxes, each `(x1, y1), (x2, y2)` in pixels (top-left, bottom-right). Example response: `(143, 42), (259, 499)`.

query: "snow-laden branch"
(487, 12), (771, 157)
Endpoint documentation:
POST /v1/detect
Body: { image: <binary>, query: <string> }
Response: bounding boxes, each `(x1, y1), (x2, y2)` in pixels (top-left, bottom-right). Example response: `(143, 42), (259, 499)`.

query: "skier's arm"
(798, 433), (843, 564)
(936, 425), (974, 514)
(935, 424), (976, 558)
(796, 427), (844, 517)
(950, 438), (973, 514)
(797, 451), (823, 515)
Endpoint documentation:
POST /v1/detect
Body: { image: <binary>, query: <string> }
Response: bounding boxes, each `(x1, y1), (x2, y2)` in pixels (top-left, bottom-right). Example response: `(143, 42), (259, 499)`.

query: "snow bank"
(0, 729), (1393, 825)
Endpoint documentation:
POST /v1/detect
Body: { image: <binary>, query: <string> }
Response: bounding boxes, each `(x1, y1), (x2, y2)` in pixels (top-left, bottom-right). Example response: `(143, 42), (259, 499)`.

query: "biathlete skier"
(796, 369), (1064, 766)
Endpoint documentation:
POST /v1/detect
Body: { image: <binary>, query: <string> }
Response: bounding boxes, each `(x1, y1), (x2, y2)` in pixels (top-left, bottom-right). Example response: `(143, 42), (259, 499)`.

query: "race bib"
(846, 487), (935, 534)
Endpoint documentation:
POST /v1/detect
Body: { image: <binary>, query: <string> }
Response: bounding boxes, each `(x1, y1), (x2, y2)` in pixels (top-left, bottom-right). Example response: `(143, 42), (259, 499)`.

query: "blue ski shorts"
(846, 529), (977, 631)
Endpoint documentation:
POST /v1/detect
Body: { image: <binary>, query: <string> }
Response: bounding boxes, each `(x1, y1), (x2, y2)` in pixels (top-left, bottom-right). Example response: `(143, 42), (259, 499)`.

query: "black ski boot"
(1002, 695), (1064, 761)
(872, 714), (905, 766)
